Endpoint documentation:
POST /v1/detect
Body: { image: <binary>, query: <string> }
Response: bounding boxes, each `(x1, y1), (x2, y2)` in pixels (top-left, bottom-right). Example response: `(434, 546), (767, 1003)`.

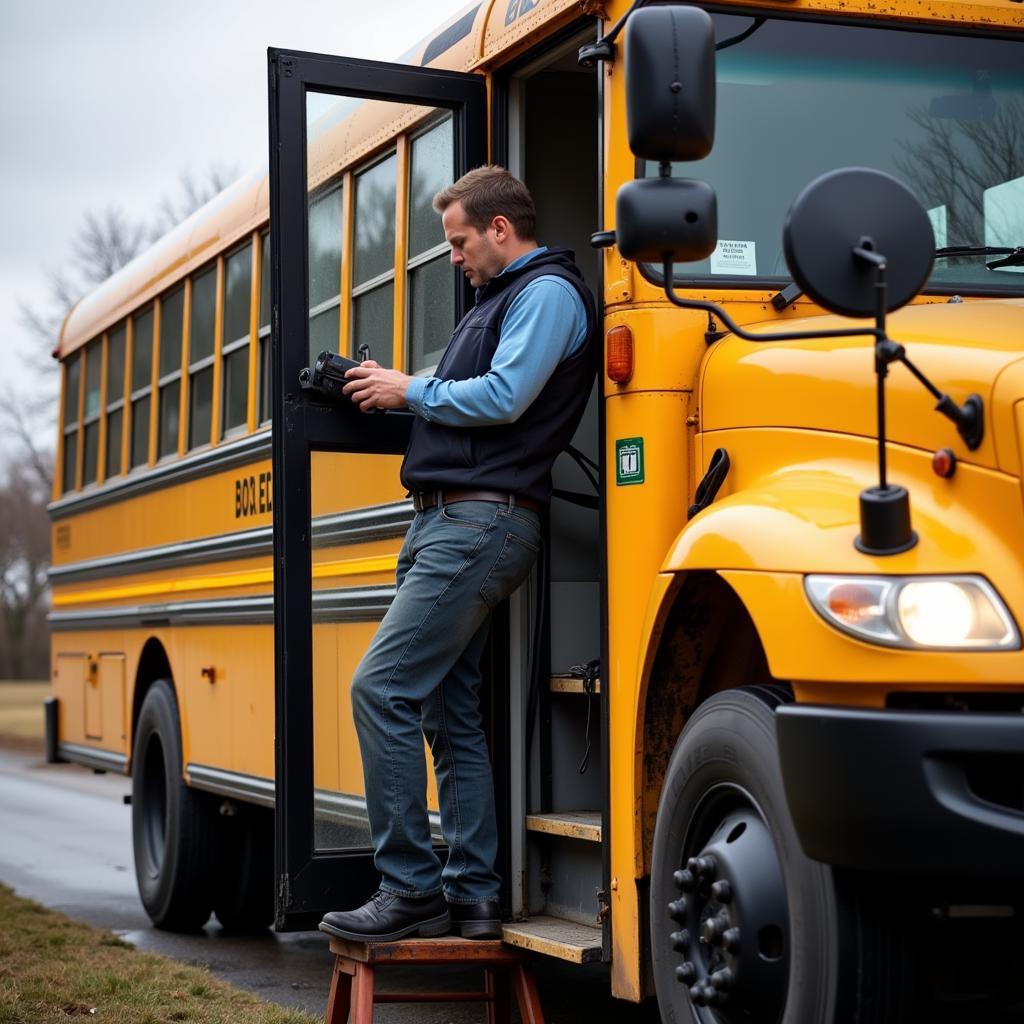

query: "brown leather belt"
(410, 489), (544, 514)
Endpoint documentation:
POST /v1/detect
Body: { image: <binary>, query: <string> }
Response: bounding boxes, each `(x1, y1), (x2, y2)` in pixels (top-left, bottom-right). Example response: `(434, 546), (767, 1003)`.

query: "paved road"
(0, 744), (658, 1022)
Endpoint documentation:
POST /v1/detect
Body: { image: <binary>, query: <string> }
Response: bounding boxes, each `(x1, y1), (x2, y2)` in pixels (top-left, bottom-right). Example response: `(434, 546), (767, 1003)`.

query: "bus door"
(267, 47), (486, 930)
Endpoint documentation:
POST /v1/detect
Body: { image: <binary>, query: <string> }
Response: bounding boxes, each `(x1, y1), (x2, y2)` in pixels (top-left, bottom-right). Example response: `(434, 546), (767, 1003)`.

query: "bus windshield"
(651, 15), (1024, 292)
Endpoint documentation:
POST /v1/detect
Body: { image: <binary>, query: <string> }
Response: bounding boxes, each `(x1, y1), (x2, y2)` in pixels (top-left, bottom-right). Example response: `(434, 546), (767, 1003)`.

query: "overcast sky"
(0, 0), (468, 443)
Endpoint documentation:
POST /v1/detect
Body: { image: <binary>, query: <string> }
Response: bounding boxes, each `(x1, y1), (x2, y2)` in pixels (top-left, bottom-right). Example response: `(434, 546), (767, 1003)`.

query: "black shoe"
(448, 898), (502, 939)
(319, 891), (450, 942)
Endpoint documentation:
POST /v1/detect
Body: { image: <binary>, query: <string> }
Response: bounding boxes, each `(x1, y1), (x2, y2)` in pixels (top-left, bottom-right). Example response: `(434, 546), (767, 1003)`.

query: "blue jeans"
(351, 499), (541, 903)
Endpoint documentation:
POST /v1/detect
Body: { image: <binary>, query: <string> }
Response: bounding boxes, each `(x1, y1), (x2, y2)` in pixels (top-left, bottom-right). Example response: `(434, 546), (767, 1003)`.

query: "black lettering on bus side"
(235, 473), (273, 518)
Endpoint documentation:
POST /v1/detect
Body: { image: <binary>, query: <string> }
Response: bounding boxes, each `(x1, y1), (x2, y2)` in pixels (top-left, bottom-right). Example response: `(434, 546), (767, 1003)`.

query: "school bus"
(49, 0), (1024, 1019)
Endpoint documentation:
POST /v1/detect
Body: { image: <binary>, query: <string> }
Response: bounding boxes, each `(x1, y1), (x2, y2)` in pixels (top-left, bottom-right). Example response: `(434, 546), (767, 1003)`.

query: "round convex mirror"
(783, 168), (934, 319)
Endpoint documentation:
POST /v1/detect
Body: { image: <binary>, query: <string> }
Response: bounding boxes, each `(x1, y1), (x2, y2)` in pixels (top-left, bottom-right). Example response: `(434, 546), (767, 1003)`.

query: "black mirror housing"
(626, 6), (716, 163)
(616, 177), (717, 263)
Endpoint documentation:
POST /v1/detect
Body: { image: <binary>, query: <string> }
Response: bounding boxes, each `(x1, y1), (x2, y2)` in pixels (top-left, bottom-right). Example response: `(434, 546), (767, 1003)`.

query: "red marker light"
(932, 448), (956, 478)
(606, 325), (634, 383)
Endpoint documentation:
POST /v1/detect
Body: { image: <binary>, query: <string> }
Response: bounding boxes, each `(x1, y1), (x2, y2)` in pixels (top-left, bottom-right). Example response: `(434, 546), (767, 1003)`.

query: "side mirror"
(626, 6), (716, 163)
(783, 168), (934, 318)
(615, 5), (718, 264)
(616, 177), (717, 263)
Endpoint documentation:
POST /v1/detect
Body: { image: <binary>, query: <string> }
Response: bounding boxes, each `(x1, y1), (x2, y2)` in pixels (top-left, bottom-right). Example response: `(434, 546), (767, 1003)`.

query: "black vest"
(401, 248), (597, 504)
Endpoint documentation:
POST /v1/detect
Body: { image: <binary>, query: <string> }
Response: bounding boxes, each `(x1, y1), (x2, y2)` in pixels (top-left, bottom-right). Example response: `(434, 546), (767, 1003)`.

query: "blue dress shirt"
(404, 247), (587, 427)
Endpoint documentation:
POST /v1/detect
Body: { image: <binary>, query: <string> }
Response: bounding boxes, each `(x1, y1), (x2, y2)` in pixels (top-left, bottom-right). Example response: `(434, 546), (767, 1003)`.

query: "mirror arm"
(660, 257), (881, 345)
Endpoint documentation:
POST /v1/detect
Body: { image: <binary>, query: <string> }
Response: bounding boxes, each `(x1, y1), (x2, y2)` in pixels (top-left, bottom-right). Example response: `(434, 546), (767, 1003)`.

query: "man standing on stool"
(319, 166), (596, 943)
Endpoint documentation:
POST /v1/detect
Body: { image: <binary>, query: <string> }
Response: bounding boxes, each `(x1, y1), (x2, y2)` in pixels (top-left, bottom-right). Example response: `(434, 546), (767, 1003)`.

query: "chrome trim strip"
(59, 742), (128, 774)
(187, 763), (275, 807)
(187, 762), (441, 834)
(48, 584), (396, 631)
(49, 431), (272, 520)
(49, 500), (413, 584)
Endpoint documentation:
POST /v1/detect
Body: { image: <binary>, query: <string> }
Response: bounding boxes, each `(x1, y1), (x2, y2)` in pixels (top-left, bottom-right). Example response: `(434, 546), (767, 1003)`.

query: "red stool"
(324, 935), (545, 1024)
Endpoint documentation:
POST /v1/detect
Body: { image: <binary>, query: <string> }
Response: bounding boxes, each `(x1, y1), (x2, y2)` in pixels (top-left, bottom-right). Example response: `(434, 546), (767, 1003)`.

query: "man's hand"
(342, 360), (413, 412)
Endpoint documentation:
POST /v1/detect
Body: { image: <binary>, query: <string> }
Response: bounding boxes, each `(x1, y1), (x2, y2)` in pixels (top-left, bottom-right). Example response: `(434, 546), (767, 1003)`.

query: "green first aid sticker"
(615, 437), (645, 486)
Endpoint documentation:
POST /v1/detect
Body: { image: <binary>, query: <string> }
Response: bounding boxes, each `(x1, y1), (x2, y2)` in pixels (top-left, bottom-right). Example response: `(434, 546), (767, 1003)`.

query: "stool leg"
(351, 963), (375, 1024)
(325, 959), (353, 1024)
(512, 963), (545, 1024)
(484, 966), (511, 1024)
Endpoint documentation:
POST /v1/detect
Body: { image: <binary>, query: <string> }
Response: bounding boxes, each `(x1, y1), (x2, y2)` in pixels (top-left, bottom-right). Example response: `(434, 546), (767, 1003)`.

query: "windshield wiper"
(935, 245), (1024, 270)
(771, 244), (1024, 311)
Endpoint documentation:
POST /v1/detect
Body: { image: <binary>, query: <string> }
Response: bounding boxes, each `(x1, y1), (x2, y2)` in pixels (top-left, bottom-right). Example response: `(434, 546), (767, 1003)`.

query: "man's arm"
(342, 277), (586, 421)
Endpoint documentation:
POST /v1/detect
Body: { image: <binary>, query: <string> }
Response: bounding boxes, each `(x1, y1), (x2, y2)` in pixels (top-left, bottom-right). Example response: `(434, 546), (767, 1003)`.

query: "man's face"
(442, 201), (504, 288)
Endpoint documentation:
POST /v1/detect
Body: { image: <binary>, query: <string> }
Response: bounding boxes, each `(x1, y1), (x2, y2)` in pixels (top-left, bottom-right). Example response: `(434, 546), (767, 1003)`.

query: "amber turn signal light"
(932, 448), (957, 479)
(606, 325), (634, 383)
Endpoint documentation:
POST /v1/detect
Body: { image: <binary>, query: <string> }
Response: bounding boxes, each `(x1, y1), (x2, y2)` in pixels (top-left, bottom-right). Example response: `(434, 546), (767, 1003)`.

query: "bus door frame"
(268, 47), (487, 930)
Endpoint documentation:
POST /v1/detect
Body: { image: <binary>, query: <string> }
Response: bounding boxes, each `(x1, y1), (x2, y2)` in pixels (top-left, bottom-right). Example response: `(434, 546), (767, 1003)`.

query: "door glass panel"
(108, 324), (126, 404)
(304, 90), (452, 855)
(159, 380), (181, 458)
(190, 268), (217, 363)
(131, 396), (150, 468)
(132, 310), (154, 391)
(161, 288), (184, 377)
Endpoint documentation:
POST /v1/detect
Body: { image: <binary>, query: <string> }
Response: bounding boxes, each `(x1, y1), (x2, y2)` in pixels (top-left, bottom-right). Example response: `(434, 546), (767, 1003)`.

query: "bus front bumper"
(776, 704), (1024, 876)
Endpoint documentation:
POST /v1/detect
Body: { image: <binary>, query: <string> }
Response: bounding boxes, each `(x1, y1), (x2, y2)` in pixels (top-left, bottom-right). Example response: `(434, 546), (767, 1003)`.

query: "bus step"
(550, 674), (601, 694)
(501, 916), (602, 963)
(526, 811), (601, 843)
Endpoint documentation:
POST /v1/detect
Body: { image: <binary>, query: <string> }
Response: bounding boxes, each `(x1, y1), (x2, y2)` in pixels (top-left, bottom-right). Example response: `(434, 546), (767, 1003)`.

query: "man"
(319, 165), (596, 943)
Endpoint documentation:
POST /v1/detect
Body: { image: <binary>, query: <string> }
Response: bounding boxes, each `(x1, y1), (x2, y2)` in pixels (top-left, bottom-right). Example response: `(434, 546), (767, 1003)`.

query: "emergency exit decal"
(616, 438), (645, 486)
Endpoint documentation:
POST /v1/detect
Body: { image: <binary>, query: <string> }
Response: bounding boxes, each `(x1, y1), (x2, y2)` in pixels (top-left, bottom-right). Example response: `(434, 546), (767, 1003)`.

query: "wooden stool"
(325, 935), (545, 1024)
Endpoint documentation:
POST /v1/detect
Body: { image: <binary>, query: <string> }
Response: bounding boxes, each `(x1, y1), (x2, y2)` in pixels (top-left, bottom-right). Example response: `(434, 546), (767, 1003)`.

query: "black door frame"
(268, 47), (487, 930)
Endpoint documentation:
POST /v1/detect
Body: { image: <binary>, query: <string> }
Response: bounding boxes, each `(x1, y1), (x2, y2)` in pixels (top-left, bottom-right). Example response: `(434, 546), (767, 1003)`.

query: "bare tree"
(894, 97), (1024, 248)
(0, 452), (52, 680)
(149, 163), (239, 242)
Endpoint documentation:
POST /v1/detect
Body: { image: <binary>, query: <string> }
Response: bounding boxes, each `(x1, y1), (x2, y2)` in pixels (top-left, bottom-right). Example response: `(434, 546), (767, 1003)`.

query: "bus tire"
(213, 806), (275, 931)
(650, 685), (915, 1024)
(131, 679), (217, 931)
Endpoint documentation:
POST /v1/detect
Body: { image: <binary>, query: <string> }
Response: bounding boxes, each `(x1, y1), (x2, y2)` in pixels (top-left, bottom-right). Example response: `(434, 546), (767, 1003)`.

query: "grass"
(0, 884), (318, 1024)
(0, 681), (49, 742)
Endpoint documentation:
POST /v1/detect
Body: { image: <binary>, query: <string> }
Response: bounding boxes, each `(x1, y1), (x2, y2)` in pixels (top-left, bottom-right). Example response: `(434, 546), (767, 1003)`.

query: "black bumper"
(776, 704), (1024, 876)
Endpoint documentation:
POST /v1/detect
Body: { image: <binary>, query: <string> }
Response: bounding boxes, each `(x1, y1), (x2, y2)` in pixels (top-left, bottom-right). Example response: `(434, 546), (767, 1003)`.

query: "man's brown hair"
(432, 165), (536, 241)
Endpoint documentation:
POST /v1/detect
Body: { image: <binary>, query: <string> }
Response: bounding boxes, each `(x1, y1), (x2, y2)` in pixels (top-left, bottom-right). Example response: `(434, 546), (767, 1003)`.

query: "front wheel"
(650, 685), (915, 1024)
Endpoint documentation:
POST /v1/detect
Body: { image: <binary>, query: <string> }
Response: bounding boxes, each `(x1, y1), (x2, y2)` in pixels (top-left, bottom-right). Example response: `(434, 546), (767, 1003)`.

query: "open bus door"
(267, 48), (486, 930)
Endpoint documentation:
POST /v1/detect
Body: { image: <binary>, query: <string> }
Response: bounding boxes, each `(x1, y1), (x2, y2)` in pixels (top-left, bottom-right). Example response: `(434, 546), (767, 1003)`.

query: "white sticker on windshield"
(984, 176), (1024, 273)
(927, 206), (948, 248)
(710, 240), (757, 276)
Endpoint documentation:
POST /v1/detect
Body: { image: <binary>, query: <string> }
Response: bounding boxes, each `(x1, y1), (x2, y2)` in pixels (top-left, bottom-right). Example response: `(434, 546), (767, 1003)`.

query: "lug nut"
(710, 879), (732, 904)
(710, 968), (734, 991)
(702, 913), (728, 946)
(722, 927), (741, 954)
(675, 961), (696, 984)
(673, 868), (697, 892)
(689, 984), (709, 1007)
(668, 898), (688, 921)
(695, 855), (716, 877)
(670, 929), (691, 952)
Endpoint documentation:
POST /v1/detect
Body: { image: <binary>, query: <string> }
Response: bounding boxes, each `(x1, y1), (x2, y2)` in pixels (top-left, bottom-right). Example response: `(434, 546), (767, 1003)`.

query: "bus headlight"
(804, 575), (1020, 650)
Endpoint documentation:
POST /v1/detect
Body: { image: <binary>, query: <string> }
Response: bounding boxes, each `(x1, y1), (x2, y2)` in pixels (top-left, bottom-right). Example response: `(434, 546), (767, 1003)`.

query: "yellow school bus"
(50, 0), (1024, 1018)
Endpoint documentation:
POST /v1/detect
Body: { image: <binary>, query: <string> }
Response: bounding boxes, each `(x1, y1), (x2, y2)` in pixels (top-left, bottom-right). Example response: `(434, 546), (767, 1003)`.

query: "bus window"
(352, 154), (396, 367)
(188, 266), (216, 450)
(82, 340), (102, 486)
(258, 231), (271, 424)
(408, 116), (454, 373)
(308, 186), (344, 362)
(61, 353), (81, 493)
(222, 242), (252, 437)
(130, 309), (154, 469)
(158, 287), (184, 459)
(105, 322), (126, 479)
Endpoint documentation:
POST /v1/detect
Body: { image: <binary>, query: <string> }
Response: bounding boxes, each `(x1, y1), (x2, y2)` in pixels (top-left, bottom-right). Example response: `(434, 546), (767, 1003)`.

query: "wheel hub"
(666, 808), (789, 1022)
